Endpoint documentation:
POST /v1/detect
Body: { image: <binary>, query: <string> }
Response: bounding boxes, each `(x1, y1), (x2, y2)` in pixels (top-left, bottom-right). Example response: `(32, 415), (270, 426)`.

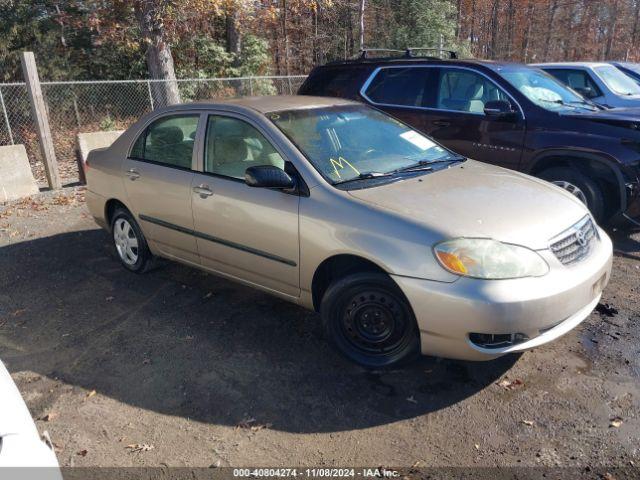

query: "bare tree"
(135, 0), (180, 106)
(358, 0), (366, 51)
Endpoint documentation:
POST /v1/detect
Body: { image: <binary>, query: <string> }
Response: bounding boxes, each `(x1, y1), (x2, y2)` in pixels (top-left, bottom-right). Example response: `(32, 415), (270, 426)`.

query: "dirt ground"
(1, 187), (639, 471)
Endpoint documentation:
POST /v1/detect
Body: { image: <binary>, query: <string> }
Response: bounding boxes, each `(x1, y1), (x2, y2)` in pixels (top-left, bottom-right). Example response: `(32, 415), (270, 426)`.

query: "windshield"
(268, 105), (461, 185)
(500, 66), (598, 112)
(594, 65), (640, 96)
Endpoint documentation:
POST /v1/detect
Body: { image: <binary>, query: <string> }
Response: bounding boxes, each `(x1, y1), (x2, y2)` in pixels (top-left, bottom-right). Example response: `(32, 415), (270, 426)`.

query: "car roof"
(180, 95), (357, 115)
(531, 62), (610, 68)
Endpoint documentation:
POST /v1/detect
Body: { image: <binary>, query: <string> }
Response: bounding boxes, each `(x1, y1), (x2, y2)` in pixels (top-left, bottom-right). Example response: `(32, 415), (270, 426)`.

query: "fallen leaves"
(126, 443), (155, 453)
(85, 389), (97, 400)
(497, 378), (524, 390)
(39, 412), (58, 422)
(235, 416), (272, 432)
(522, 420), (535, 427)
(610, 416), (623, 428)
(406, 396), (418, 404)
(76, 449), (88, 457)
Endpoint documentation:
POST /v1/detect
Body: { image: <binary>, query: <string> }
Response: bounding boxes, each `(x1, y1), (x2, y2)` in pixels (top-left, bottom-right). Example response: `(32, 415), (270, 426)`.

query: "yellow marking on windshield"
(329, 156), (360, 179)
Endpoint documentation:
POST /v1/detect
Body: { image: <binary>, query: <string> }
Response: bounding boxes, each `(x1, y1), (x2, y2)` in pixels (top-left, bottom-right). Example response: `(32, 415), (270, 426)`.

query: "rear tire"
(110, 208), (153, 273)
(538, 166), (606, 223)
(321, 272), (420, 368)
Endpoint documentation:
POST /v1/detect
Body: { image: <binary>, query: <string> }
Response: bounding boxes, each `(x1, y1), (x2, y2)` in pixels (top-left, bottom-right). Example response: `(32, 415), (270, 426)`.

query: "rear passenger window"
(437, 68), (510, 114)
(364, 67), (436, 107)
(129, 115), (199, 169)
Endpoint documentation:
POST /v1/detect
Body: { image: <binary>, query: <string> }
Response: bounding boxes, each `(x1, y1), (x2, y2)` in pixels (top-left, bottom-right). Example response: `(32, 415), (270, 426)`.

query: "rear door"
(361, 65), (526, 170)
(190, 113), (300, 298)
(123, 113), (202, 264)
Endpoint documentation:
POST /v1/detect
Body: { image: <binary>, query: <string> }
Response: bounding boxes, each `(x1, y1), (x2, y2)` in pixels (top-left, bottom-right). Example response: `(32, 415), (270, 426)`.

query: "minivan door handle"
(126, 168), (140, 180)
(193, 184), (213, 198)
(432, 120), (451, 127)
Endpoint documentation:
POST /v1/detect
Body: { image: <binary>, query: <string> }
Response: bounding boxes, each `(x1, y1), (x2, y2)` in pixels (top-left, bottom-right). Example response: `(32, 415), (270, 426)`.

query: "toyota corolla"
(85, 96), (613, 367)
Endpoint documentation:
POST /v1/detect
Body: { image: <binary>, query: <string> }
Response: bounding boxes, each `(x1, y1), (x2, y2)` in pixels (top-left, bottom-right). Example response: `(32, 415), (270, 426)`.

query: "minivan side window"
(129, 114), (199, 169)
(437, 68), (510, 114)
(204, 116), (285, 180)
(364, 67), (437, 107)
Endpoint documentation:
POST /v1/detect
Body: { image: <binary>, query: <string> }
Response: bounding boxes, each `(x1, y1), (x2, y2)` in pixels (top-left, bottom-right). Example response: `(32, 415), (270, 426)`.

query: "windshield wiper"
(333, 171), (393, 185)
(389, 156), (465, 174)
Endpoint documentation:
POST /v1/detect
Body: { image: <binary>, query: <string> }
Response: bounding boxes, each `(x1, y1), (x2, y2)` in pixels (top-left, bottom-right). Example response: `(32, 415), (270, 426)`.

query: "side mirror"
(483, 100), (517, 119)
(573, 86), (596, 99)
(245, 165), (295, 190)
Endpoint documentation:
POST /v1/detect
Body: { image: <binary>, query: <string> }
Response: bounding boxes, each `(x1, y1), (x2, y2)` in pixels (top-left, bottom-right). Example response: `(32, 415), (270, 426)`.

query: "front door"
(191, 114), (300, 297)
(123, 113), (201, 264)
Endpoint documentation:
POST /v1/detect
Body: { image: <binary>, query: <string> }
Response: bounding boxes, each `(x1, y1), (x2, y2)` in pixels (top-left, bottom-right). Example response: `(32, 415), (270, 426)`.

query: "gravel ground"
(0, 187), (639, 472)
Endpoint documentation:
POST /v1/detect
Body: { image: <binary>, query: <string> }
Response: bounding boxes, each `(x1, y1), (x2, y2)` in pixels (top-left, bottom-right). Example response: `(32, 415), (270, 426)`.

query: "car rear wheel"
(538, 166), (606, 223)
(321, 272), (420, 368)
(111, 208), (152, 273)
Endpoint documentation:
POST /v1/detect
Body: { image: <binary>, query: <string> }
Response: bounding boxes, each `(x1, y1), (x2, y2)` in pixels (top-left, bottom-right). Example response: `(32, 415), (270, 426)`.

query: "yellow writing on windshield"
(329, 156), (360, 179)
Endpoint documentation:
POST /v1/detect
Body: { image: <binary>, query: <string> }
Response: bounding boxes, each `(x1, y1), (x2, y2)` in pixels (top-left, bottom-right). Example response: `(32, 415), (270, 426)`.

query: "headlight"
(433, 238), (549, 279)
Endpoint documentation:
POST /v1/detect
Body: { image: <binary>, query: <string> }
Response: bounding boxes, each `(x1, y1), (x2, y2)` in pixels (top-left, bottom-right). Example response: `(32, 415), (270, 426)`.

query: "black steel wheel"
(321, 272), (420, 368)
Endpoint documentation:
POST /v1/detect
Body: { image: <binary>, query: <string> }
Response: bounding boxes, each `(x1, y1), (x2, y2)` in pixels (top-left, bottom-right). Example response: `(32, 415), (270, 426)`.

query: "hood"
(347, 160), (588, 250)
(561, 106), (640, 126)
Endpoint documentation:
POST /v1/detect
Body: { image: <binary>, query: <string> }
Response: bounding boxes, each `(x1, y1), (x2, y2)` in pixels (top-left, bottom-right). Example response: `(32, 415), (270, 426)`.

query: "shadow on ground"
(611, 226), (640, 262)
(0, 229), (517, 433)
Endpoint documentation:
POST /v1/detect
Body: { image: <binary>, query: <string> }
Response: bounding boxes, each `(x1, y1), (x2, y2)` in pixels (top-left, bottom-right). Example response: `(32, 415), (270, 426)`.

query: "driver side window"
(204, 116), (285, 180)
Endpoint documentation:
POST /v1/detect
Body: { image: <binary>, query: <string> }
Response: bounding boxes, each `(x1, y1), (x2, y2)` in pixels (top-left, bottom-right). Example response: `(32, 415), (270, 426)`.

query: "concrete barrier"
(77, 130), (123, 183)
(0, 144), (39, 202)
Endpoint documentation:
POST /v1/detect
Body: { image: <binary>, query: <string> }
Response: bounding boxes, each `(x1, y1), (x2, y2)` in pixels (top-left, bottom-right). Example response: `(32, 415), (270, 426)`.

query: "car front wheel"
(321, 272), (420, 368)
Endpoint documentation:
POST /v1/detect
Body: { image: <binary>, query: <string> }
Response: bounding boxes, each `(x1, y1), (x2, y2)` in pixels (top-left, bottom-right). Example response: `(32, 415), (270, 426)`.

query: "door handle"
(432, 120), (451, 127)
(193, 184), (213, 198)
(126, 168), (140, 180)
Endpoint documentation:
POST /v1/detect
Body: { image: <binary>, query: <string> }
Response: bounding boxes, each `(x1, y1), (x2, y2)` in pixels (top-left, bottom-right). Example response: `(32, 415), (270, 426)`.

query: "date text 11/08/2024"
(233, 468), (400, 478)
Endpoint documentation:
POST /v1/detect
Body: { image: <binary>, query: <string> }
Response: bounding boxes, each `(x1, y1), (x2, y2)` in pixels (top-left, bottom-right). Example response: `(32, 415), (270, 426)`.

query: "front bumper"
(392, 227), (613, 361)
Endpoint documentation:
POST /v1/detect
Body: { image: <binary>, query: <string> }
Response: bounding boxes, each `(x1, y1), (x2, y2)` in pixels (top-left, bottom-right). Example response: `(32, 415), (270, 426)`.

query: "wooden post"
(21, 52), (61, 190)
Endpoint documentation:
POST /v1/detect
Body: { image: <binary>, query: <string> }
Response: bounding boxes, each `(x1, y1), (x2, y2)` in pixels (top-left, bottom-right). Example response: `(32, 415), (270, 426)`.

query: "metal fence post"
(147, 80), (154, 110)
(21, 51), (61, 190)
(249, 77), (254, 96)
(0, 86), (14, 145)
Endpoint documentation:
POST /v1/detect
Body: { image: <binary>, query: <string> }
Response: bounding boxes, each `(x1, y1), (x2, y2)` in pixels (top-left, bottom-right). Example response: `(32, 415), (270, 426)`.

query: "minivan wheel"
(321, 272), (420, 368)
(110, 208), (152, 273)
(538, 166), (606, 222)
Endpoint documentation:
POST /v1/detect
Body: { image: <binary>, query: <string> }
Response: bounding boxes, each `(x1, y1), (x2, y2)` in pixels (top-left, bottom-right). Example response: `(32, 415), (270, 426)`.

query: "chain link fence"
(0, 75), (307, 187)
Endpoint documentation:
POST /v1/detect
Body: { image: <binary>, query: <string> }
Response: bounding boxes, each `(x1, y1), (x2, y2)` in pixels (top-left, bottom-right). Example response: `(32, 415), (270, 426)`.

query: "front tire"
(538, 166), (606, 223)
(321, 272), (420, 368)
(110, 208), (152, 273)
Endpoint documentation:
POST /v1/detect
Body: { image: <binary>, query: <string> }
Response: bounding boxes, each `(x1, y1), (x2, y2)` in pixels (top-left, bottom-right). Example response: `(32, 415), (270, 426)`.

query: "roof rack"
(359, 47), (458, 60)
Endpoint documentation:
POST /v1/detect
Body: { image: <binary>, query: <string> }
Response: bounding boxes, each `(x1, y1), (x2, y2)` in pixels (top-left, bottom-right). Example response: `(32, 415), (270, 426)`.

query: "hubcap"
(552, 180), (588, 205)
(341, 290), (407, 356)
(113, 218), (139, 265)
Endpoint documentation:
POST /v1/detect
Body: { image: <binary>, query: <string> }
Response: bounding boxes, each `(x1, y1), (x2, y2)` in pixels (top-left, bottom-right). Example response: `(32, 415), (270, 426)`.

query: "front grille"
(549, 215), (598, 265)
